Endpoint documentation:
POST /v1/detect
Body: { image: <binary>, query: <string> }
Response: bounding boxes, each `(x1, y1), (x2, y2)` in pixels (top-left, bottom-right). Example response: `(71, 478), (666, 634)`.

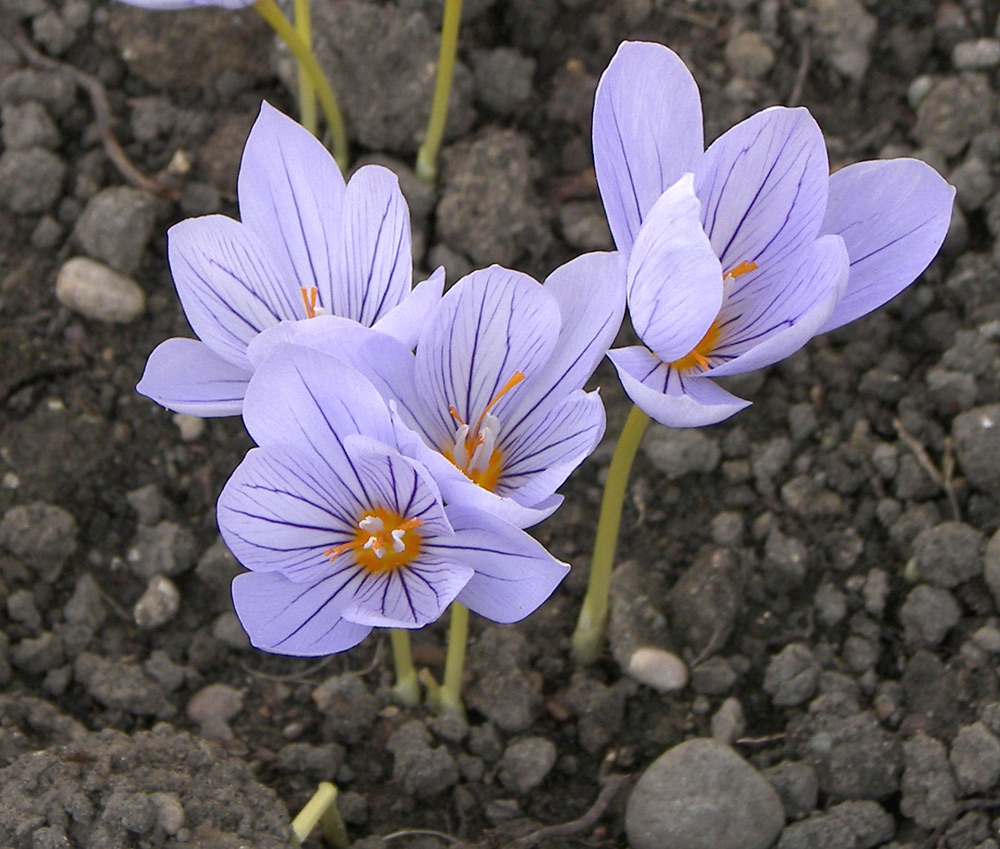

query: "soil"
(0, 0), (998, 847)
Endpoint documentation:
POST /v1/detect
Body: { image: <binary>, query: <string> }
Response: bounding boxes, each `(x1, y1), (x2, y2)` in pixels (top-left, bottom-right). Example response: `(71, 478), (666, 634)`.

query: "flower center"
(668, 260), (758, 372)
(300, 287), (327, 319)
(324, 507), (423, 573)
(445, 371), (525, 492)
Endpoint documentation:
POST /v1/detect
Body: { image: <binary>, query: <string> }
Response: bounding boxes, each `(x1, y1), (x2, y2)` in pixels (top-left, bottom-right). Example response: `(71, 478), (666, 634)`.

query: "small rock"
(0, 147), (66, 213)
(954, 404), (1000, 493)
(644, 427), (721, 480)
(949, 722), (1000, 793)
(762, 527), (809, 593)
(810, 0), (877, 81)
(807, 711), (901, 801)
(949, 157), (993, 212)
(274, 742), (344, 779)
(764, 761), (819, 821)
(149, 792), (185, 836)
(74, 653), (175, 718)
(953, 38), (1000, 70)
(466, 627), (541, 733)
(607, 559), (671, 671)
(126, 483), (168, 526)
(73, 186), (158, 276)
(172, 413), (205, 442)
(690, 656), (738, 695)
(6, 589), (41, 631)
(0, 101), (60, 150)
(625, 738), (785, 849)
(815, 583), (848, 627)
(0, 69), (76, 117)
(764, 643), (820, 707)
(915, 75), (994, 157)
(562, 674), (627, 755)
(0, 501), (77, 582)
(387, 719), (458, 799)
(186, 683), (244, 740)
(133, 575), (181, 630)
(470, 47), (535, 114)
(212, 611), (250, 650)
(900, 584), (961, 646)
(63, 573), (107, 629)
(498, 736), (557, 794)
(55, 257), (146, 324)
(127, 521), (197, 580)
(900, 732), (958, 829)
(11, 631), (64, 675)
(912, 521), (985, 587)
(312, 675), (378, 743)
(725, 31), (775, 78)
(711, 697), (746, 745)
(668, 548), (744, 656)
(627, 648), (688, 692)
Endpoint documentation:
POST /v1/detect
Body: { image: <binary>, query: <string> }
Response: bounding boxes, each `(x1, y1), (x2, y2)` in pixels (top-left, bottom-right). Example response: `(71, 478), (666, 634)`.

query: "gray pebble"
(627, 647), (688, 692)
(312, 675), (377, 743)
(74, 186), (158, 276)
(274, 742), (344, 779)
(810, 0), (877, 81)
(972, 625), (1000, 654)
(764, 643), (820, 707)
(74, 652), (175, 718)
(710, 697), (746, 745)
(102, 790), (157, 835)
(426, 243), (473, 286)
(498, 736), (557, 794)
(126, 483), (168, 527)
(55, 257), (146, 324)
(644, 426), (721, 480)
(815, 583), (848, 627)
(764, 761), (818, 821)
(949, 721), (1000, 793)
(690, 656), (738, 695)
(0, 69), (76, 117)
(0, 147), (66, 213)
(558, 200), (614, 252)
(777, 800), (893, 849)
(387, 719), (458, 799)
(915, 75), (994, 157)
(926, 368), (977, 414)
(11, 631), (64, 675)
(186, 683), (244, 740)
(807, 712), (901, 801)
(724, 31), (775, 79)
(912, 521), (985, 587)
(0, 501), (77, 582)
(1, 101), (59, 150)
(466, 627), (540, 733)
(211, 612), (250, 650)
(133, 575), (181, 630)
(900, 732), (958, 829)
(762, 526), (809, 593)
(668, 548), (744, 656)
(985, 528), (1000, 611)
(625, 738), (785, 849)
(949, 157), (993, 212)
(900, 584), (961, 646)
(127, 521), (197, 580)
(63, 573), (107, 629)
(149, 792), (184, 836)
(143, 650), (186, 692)
(6, 589), (41, 631)
(30, 215), (64, 251)
(710, 511), (745, 547)
(954, 404), (1000, 493)
(130, 95), (177, 142)
(953, 38), (1000, 70)
(470, 47), (535, 115)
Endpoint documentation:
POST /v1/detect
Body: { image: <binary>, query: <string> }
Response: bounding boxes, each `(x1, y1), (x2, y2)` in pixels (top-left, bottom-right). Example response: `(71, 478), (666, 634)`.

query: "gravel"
(911, 521), (985, 587)
(0, 501), (78, 583)
(498, 736), (557, 793)
(73, 187), (158, 276)
(764, 761), (819, 821)
(0, 147), (66, 213)
(900, 732), (959, 829)
(949, 721), (1000, 794)
(764, 643), (821, 707)
(899, 584), (961, 646)
(55, 257), (146, 324)
(953, 404), (1000, 492)
(0, 101), (59, 150)
(643, 426), (721, 479)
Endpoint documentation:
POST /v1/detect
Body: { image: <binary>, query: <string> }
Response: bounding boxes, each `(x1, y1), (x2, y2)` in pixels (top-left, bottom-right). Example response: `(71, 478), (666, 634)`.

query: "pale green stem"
(570, 404), (651, 664)
(252, 0), (349, 170)
(293, 0), (317, 137)
(291, 782), (349, 847)
(390, 629), (421, 707)
(415, 0), (464, 181)
(439, 603), (468, 715)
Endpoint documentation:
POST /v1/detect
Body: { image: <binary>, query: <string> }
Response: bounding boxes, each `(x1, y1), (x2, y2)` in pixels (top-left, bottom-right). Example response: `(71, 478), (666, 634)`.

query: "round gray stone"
(626, 738), (785, 849)
(55, 257), (145, 324)
(953, 404), (1000, 493)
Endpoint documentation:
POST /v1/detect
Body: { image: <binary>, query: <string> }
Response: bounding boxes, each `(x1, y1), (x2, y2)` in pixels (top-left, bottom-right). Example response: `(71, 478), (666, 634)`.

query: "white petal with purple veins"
(136, 337), (250, 417)
(373, 267), (446, 347)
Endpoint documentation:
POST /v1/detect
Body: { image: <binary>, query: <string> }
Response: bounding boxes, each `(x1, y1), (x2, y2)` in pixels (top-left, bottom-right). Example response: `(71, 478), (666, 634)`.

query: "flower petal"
(707, 234), (848, 376)
(168, 215), (295, 367)
(372, 266), (446, 348)
(695, 106), (828, 276)
(819, 158), (955, 333)
(436, 503), (569, 623)
(237, 102), (345, 301)
(330, 164), (413, 327)
(136, 337), (250, 416)
(342, 555), (473, 629)
(626, 174), (723, 362)
(437, 479), (562, 529)
(414, 266), (561, 449)
(242, 344), (395, 459)
(232, 571), (372, 657)
(608, 345), (750, 427)
(593, 41), (704, 253)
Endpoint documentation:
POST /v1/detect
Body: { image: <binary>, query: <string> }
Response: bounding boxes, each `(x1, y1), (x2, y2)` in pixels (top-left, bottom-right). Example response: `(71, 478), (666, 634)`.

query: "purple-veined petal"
(218, 445), (363, 582)
(246, 314), (362, 369)
(819, 158), (955, 333)
(342, 555), (473, 629)
(608, 345), (750, 427)
(114, 0), (256, 8)
(237, 102), (345, 304)
(695, 107), (828, 277)
(136, 337), (250, 417)
(373, 267), (446, 348)
(330, 165), (413, 327)
(242, 345), (395, 465)
(414, 266), (561, 449)
(593, 41), (704, 253)
(436, 477), (563, 529)
(626, 174), (723, 362)
(499, 389), (605, 507)
(511, 251), (626, 418)
(232, 571), (372, 656)
(707, 234), (848, 376)
(168, 215), (295, 368)
(435, 503), (569, 623)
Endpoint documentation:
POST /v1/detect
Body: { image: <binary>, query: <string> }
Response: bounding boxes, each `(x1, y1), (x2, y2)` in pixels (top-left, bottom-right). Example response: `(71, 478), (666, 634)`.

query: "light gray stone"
(764, 643), (820, 707)
(0, 147), (66, 213)
(900, 584), (960, 646)
(900, 732), (958, 830)
(644, 426), (721, 480)
(498, 736), (557, 794)
(949, 722), (1000, 794)
(55, 257), (145, 324)
(73, 187), (158, 275)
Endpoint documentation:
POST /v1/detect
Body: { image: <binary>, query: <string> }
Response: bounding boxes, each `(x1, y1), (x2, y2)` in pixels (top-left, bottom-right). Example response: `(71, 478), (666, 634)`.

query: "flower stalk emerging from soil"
(390, 628), (420, 707)
(291, 781), (349, 847)
(416, 0), (464, 181)
(291, 0), (317, 140)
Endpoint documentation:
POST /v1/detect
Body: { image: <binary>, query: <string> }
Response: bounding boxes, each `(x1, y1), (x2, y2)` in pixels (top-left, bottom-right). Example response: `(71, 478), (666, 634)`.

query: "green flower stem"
(439, 603), (468, 714)
(291, 782), (349, 847)
(252, 0), (349, 170)
(293, 0), (317, 137)
(390, 629), (421, 707)
(570, 404), (651, 664)
(415, 0), (464, 182)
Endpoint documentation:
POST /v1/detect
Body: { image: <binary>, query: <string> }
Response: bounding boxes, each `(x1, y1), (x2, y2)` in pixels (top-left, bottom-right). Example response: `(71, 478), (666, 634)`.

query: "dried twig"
(5, 17), (178, 201)
(787, 37), (811, 107)
(893, 417), (961, 520)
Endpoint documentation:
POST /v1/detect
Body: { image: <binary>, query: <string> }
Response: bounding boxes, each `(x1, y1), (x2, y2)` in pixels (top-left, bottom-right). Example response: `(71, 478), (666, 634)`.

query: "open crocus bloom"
(249, 254), (626, 528)
(113, 0), (256, 10)
(594, 41), (955, 428)
(136, 102), (442, 417)
(218, 345), (569, 656)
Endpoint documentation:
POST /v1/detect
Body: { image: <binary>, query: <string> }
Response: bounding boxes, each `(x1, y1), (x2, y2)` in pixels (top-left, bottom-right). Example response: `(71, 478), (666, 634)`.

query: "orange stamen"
(323, 509), (423, 574)
(300, 286), (319, 319)
(726, 260), (758, 279)
(471, 371), (525, 439)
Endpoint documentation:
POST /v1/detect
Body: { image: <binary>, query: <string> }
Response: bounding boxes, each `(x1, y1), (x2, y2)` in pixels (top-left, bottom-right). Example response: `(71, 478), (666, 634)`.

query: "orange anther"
(300, 286), (319, 319)
(726, 260), (758, 279)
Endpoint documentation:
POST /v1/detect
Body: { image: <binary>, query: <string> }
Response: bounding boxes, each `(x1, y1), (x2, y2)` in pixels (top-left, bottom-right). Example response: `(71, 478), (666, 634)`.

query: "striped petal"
(373, 266), (446, 348)
(136, 337), (250, 417)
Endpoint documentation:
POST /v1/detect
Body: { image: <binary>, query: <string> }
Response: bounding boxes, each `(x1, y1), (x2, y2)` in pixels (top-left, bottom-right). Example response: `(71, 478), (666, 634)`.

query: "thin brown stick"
(893, 417), (961, 520)
(6, 18), (178, 201)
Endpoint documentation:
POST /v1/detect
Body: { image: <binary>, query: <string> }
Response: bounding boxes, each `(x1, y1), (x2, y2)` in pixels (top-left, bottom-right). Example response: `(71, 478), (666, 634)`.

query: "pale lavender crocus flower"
(218, 345), (569, 656)
(137, 102), (442, 417)
(114, 0), (254, 10)
(248, 255), (626, 528)
(593, 41), (955, 428)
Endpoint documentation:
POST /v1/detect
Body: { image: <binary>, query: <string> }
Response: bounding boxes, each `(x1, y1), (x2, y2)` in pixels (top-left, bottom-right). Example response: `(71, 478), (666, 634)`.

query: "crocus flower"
(593, 41), (954, 428)
(248, 255), (626, 528)
(137, 102), (441, 417)
(218, 345), (569, 656)
(114, 0), (255, 10)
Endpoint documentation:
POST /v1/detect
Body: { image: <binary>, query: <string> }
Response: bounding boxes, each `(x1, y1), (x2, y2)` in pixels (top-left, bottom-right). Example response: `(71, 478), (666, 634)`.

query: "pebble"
(387, 719), (459, 799)
(73, 186), (158, 276)
(644, 426), (721, 480)
(724, 31), (775, 79)
(668, 548), (744, 656)
(776, 801), (893, 849)
(126, 483), (168, 527)
(0, 147), (66, 213)
(0, 69), (76, 117)
(149, 793), (185, 836)
(814, 583), (848, 627)
(465, 627), (540, 733)
(950, 156), (993, 212)
(899, 584), (960, 646)
(62, 573), (107, 629)
(807, 711), (901, 801)
(949, 722), (1000, 793)
(915, 75), (994, 157)
(6, 589), (41, 631)
(625, 738), (785, 849)
(74, 652), (175, 718)
(900, 732), (958, 829)
(133, 575), (181, 630)
(626, 647), (688, 693)
(0, 101), (60, 150)
(126, 521), (197, 580)
(911, 521), (985, 588)
(55, 257), (146, 324)
(762, 527), (809, 593)
(470, 47), (536, 115)
(498, 736), (557, 794)
(952, 38), (1000, 70)
(810, 0), (877, 81)
(173, 413), (205, 442)
(764, 761), (819, 821)
(763, 643), (820, 707)
(710, 697), (746, 745)
(0, 501), (78, 582)
(274, 742), (344, 779)
(311, 674), (378, 744)
(690, 656), (738, 695)
(211, 612), (250, 650)
(186, 683), (244, 740)
(972, 625), (1000, 654)
(30, 215), (64, 251)
(11, 631), (64, 675)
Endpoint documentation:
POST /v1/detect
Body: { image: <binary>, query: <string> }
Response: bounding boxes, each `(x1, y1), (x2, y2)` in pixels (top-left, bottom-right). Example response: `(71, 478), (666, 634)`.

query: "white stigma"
(390, 529), (407, 552)
(359, 515), (383, 533)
